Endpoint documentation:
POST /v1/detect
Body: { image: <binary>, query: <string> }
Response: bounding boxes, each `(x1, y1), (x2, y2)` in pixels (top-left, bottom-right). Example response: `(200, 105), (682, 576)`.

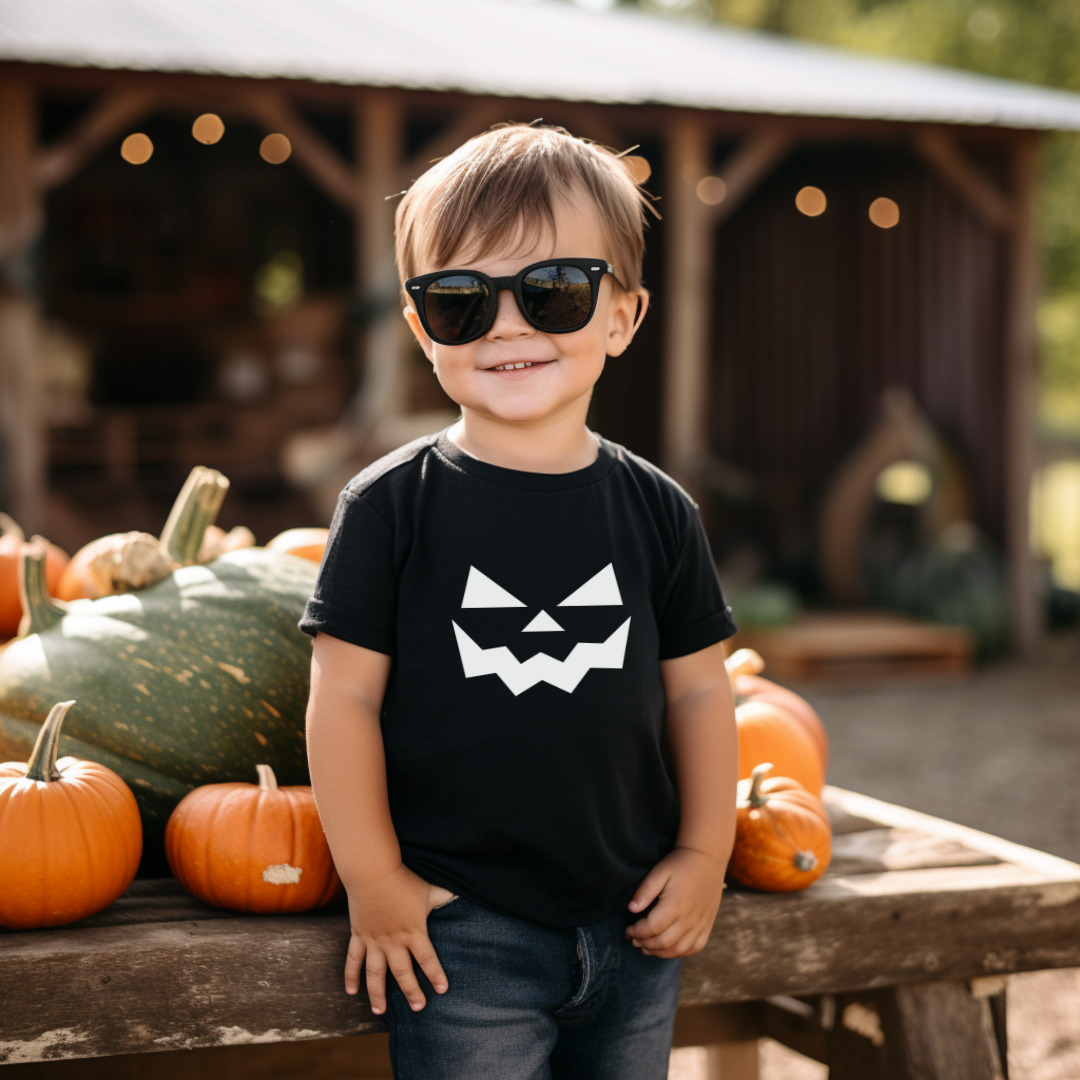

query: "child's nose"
(487, 289), (534, 340)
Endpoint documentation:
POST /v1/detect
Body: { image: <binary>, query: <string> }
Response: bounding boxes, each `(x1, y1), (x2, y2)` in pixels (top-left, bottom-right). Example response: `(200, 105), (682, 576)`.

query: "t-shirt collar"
(434, 428), (617, 491)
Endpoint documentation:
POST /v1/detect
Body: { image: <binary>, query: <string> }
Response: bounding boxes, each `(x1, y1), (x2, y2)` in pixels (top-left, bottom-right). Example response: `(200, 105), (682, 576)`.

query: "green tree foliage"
(631, 0), (1080, 430)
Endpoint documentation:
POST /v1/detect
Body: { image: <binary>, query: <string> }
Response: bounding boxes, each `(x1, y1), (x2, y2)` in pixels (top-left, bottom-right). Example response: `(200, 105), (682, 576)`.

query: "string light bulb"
(260, 134), (292, 164)
(696, 176), (727, 206)
(120, 133), (153, 165)
(869, 197), (900, 229)
(192, 114), (225, 145)
(795, 186), (827, 216)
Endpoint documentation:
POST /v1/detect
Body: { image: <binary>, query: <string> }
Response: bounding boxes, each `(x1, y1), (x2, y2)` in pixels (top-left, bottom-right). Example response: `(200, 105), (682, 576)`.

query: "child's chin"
(480, 394), (561, 425)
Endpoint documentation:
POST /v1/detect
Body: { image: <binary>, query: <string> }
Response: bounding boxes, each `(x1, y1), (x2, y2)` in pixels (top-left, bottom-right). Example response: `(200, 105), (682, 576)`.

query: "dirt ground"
(674, 636), (1080, 1079)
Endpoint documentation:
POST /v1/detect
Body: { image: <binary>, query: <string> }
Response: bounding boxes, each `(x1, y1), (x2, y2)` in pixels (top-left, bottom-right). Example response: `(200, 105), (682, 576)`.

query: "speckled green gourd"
(0, 534), (318, 873)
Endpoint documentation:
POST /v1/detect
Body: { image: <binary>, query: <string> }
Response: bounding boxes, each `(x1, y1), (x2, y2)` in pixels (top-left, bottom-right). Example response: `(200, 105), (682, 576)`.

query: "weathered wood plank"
(0, 1034), (395, 1080)
(679, 867), (1080, 1004)
(827, 828), (1001, 877)
(824, 801), (883, 836)
(823, 787), (1080, 876)
(0, 914), (385, 1064)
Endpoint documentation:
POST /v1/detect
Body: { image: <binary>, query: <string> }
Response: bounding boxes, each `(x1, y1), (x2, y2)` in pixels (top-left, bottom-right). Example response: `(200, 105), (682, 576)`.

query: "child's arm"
(623, 640), (737, 957)
(307, 632), (454, 1013)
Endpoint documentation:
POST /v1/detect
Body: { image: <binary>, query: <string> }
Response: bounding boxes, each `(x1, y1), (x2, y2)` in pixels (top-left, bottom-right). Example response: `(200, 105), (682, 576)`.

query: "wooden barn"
(4, 0), (1080, 650)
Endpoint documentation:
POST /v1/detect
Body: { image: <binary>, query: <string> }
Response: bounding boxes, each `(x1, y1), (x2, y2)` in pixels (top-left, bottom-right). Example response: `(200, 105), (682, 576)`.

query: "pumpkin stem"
(747, 762), (773, 808)
(18, 538), (68, 637)
(159, 467), (231, 567)
(25, 700), (76, 782)
(256, 764), (278, 791)
(794, 851), (818, 872)
(725, 648), (765, 679)
(0, 512), (25, 542)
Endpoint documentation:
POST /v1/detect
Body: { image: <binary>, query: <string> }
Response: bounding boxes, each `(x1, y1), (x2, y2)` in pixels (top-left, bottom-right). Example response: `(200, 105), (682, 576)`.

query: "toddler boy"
(300, 123), (739, 1080)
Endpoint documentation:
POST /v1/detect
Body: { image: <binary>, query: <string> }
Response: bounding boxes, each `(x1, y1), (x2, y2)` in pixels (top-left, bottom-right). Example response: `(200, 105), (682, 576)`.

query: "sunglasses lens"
(521, 265), (592, 330)
(425, 275), (491, 342)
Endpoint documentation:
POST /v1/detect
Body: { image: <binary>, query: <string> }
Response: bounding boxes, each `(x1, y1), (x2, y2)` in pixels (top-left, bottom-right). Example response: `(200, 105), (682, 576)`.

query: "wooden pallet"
(728, 611), (974, 682)
(2, 787), (1078, 1079)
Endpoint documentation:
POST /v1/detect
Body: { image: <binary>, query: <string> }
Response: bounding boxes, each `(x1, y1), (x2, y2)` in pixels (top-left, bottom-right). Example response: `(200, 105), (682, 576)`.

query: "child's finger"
(633, 916), (685, 953)
(411, 934), (449, 994)
(387, 944), (428, 1011)
(649, 926), (699, 958)
(625, 897), (677, 940)
(627, 867), (670, 914)
(344, 934), (366, 995)
(365, 947), (389, 1015)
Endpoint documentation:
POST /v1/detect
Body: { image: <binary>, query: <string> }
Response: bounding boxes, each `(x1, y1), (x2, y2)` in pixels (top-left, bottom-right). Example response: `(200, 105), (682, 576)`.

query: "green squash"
(0, 520), (318, 873)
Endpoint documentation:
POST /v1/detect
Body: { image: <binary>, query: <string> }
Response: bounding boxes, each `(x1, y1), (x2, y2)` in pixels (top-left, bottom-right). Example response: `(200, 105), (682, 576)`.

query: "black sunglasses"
(405, 258), (624, 346)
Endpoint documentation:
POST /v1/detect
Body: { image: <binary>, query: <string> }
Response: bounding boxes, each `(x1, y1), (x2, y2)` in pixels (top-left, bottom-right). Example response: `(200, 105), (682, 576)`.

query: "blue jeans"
(385, 895), (682, 1080)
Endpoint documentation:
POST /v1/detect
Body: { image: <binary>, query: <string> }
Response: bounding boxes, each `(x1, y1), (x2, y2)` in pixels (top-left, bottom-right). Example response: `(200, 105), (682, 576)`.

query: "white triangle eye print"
(558, 563), (623, 607)
(522, 610), (564, 633)
(452, 562), (629, 695)
(461, 566), (526, 608)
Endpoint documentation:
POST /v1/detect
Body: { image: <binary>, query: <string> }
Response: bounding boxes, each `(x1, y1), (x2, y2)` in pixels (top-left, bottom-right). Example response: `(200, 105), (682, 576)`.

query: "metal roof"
(5, 0), (1080, 130)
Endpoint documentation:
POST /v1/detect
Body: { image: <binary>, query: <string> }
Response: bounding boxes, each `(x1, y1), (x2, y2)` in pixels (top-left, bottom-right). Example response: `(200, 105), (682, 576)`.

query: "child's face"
(403, 198), (647, 428)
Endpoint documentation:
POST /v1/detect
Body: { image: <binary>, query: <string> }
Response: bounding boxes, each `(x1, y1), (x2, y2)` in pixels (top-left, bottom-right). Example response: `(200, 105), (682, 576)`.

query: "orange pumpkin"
(728, 763), (832, 892)
(266, 527), (330, 565)
(165, 763), (342, 913)
(735, 674), (828, 770)
(736, 699), (824, 795)
(0, 700), (143, 929)
(0, 516), (68, 638)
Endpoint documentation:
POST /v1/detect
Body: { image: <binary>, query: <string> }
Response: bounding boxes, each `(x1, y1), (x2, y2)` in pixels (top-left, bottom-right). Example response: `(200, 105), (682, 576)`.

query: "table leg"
(826, 981), (1007, 1080)
(887, 980), (1006, 1080)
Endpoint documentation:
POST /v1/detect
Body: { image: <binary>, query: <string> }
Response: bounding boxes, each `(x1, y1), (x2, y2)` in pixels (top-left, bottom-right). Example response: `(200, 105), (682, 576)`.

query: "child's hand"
(623, 847), (727, 958)
(343, 863), (456, 1013)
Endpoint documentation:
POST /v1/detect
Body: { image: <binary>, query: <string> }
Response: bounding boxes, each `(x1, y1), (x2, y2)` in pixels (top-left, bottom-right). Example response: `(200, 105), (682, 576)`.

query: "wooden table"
(3, 787), (1079, 1080)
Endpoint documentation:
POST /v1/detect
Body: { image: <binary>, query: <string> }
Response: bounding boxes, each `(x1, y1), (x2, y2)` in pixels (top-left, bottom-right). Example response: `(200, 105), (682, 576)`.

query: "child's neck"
(447, 408), (600, 474)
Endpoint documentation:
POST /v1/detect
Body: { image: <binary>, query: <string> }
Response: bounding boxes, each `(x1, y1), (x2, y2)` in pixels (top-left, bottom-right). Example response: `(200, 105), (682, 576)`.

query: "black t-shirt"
(298, 429), (737, 928)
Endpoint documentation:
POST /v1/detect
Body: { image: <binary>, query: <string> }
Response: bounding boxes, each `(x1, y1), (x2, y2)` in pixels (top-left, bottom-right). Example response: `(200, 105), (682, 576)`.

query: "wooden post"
(350, 91), (407, 439)
(1003, 131), (1040, 653)
(662, 113), (712, 495)
(0, 79), (45, 532)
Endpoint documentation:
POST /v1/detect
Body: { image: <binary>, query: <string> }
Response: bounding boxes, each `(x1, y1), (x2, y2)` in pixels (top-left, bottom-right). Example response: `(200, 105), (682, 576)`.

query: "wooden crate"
(727, 611), (974, 682)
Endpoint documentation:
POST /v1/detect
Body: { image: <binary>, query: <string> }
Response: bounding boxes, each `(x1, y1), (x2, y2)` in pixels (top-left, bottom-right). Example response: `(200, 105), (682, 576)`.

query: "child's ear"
(605, 288), (649, 358)
(403, 305), (436, 364)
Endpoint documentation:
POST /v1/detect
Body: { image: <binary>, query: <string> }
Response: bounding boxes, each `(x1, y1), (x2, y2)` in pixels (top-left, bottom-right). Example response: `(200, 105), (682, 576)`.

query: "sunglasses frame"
(405, 257), (624, 346)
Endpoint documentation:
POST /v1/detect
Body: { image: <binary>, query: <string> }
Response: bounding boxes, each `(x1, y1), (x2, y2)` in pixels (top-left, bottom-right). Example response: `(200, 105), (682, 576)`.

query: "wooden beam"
(1002, 131), (1041, 652)
(662, 122), (790, 493)
(240, 93), (360, 211)
(913, 128), (1015, 232)
(34, 89), (157, 192)
(344, 90), (407, 439)
(708, 127), (793, 227)
(399, 102), (509, 183)
(555, 103), (626, 153)
(0, 80), (45, 533)
(0, 80), (41, 260)
(662, 113), (712, 491)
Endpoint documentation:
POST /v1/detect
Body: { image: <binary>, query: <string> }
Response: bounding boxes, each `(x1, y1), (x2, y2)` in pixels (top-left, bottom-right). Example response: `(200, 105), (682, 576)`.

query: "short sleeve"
(297, 492), (397, 655)
(656, 511), (738, 660)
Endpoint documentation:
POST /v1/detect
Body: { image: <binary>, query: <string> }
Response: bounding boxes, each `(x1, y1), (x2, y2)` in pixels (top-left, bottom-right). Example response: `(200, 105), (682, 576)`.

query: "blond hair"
(394, 123), (653, 293)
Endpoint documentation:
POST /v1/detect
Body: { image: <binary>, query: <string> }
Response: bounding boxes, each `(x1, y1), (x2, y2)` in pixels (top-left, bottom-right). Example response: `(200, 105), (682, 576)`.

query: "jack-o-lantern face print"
(451, 564), (631, 696)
